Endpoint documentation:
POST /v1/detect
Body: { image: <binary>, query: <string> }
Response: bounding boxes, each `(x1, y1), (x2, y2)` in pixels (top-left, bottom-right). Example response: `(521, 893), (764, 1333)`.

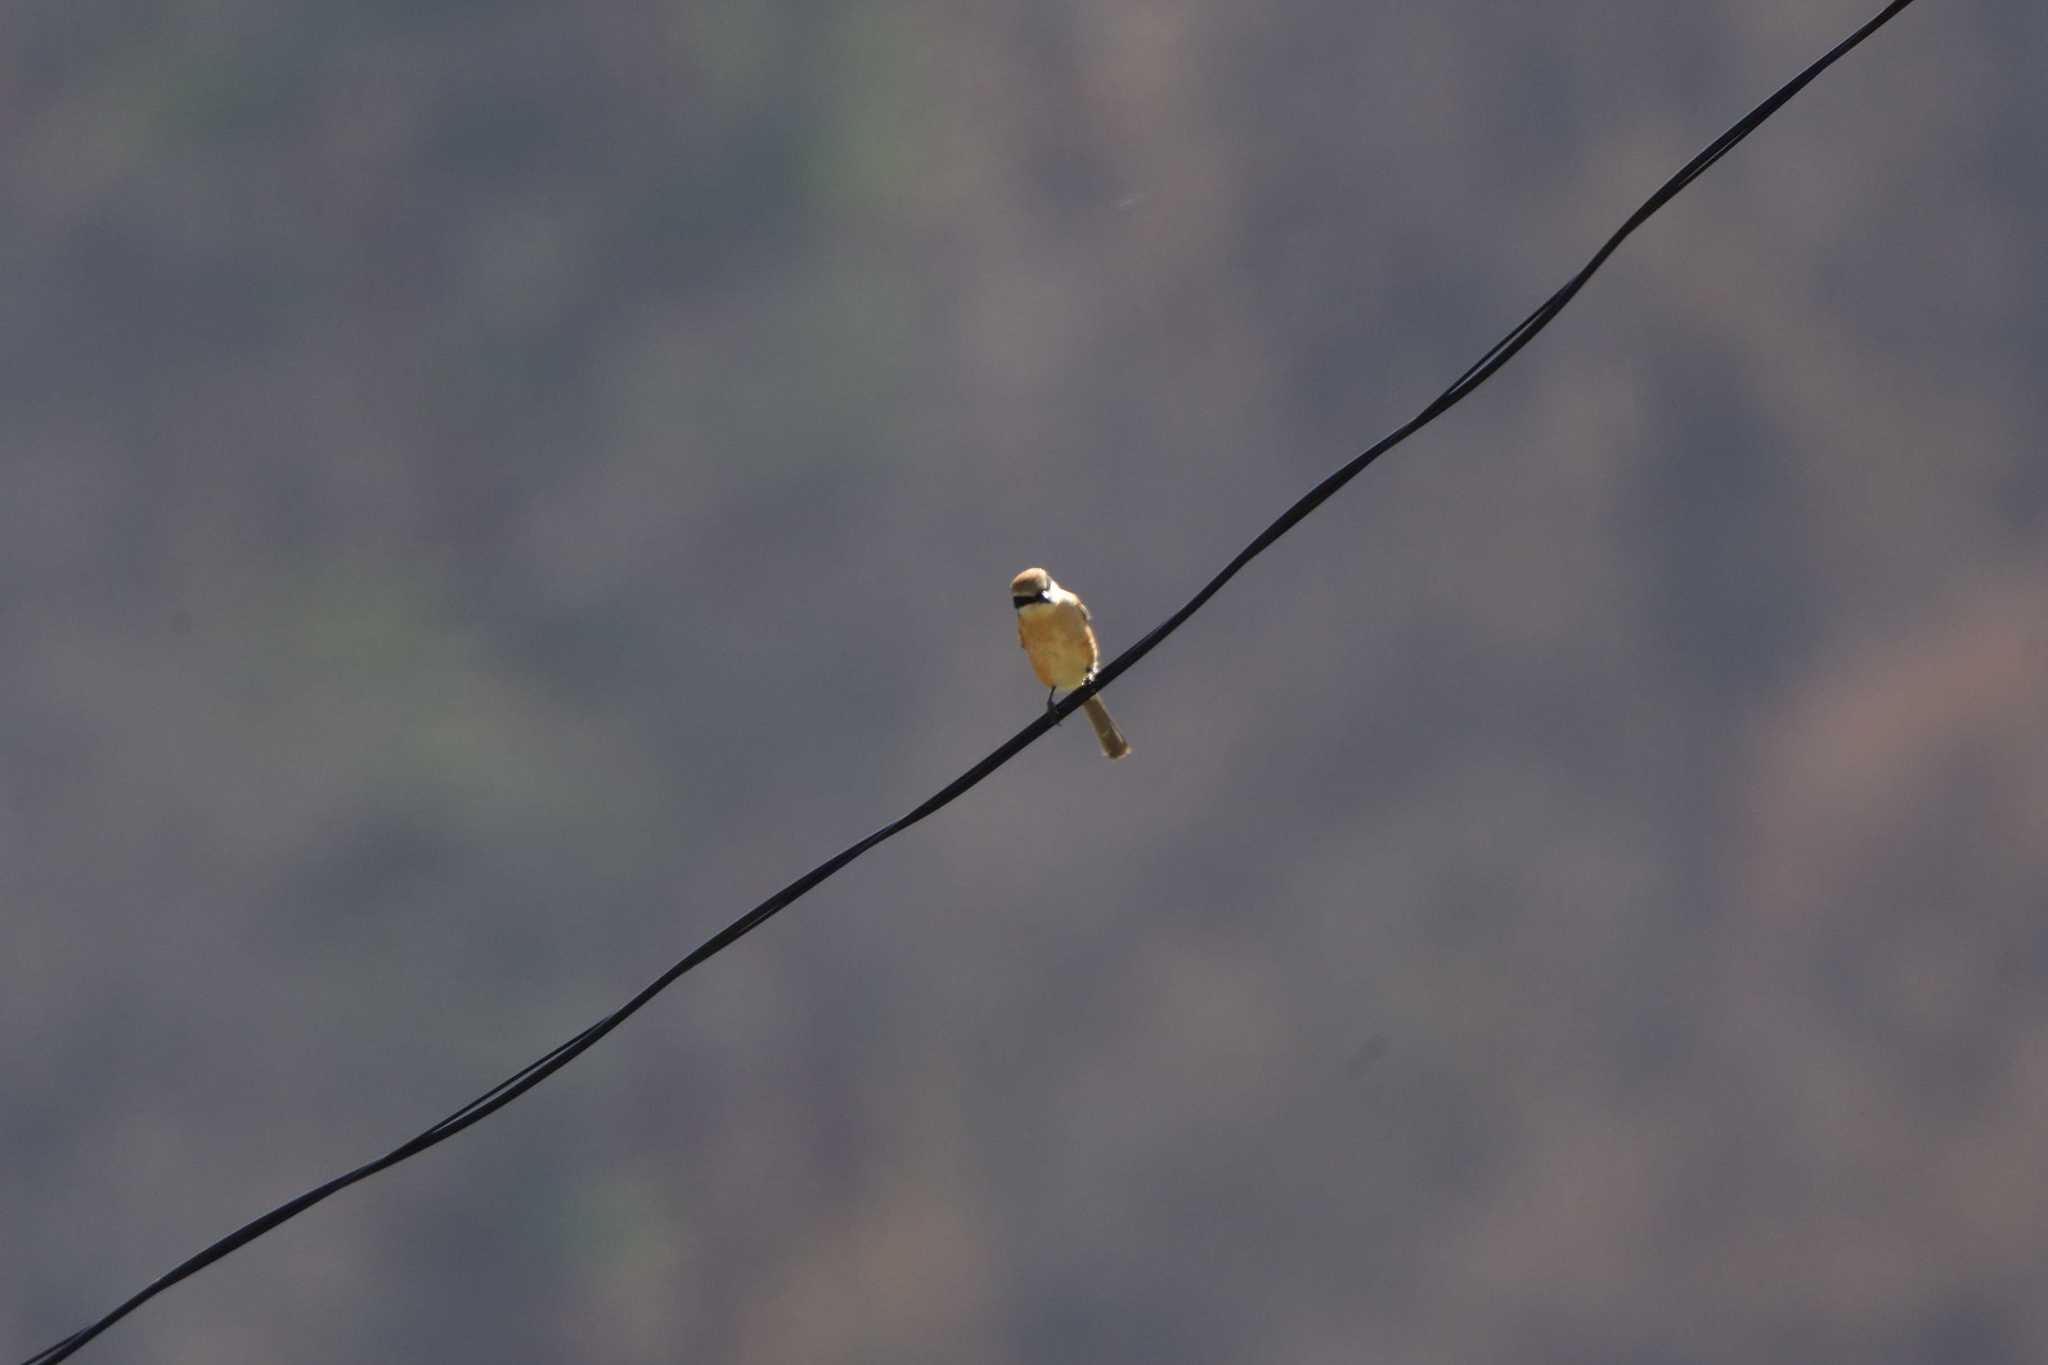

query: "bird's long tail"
(1082, 696), (1131, 760)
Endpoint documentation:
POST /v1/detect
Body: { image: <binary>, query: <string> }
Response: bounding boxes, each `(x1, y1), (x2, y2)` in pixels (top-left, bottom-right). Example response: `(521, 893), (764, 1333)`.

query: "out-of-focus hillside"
(4, 2), (2043, 1361)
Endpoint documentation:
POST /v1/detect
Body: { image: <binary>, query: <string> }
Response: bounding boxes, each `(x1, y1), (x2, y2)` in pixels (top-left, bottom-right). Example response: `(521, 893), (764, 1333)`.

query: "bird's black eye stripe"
(1012, 594), (1045, 609)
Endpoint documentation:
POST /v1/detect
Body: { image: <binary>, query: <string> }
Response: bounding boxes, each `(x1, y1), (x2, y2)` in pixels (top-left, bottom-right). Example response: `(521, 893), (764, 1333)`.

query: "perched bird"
(1010, 566), (1131, 760)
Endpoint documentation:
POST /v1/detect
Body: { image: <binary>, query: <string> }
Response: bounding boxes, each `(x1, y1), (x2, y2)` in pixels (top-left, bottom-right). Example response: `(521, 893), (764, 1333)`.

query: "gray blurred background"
(5, 1), (2044, 1361)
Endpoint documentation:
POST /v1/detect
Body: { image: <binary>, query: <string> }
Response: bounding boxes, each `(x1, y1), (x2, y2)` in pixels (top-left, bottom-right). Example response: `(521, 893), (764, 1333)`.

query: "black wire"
(20, 2), (1924, 1360)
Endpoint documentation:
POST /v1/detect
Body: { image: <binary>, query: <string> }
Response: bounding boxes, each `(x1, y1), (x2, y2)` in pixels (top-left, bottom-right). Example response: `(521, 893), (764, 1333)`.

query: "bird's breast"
(1016, 602), (1098, 689)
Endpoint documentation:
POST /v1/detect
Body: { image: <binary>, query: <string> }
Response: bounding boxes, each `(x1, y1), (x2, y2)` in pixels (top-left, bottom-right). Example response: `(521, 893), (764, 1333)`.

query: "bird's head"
(1010, 567), (1053, 607)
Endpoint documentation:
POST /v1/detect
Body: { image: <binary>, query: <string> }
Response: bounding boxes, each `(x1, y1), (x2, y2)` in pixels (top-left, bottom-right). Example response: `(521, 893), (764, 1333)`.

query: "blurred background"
(4, 1), (2044, 1361)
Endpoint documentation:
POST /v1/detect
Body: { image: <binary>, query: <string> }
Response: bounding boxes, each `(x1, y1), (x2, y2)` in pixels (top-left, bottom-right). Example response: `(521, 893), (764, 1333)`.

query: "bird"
(1010, 566), (1131, 760)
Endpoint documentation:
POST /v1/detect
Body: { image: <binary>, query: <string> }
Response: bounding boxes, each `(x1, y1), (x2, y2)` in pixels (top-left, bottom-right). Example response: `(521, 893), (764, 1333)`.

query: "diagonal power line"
(22, 2), (1924, 1360)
